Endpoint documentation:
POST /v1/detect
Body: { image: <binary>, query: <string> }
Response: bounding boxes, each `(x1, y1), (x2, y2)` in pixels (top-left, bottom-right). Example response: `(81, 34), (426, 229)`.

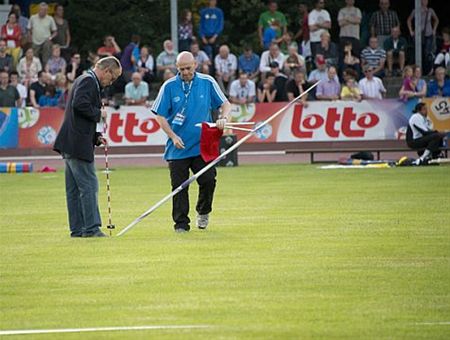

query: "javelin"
(117, 81), (320, 236)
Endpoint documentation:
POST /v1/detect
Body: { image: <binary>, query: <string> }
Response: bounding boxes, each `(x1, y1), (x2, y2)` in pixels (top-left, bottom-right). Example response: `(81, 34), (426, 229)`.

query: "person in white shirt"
(229, 72), (256, 104)
(124, 72), (149, 106)
(406, 102), (446, 165)
(9, 71), (27, 107)
(308, 0), (331, 57)
(259, 42), (285, 80)
(358, 66), (386, 99)
(214, 44), (237, 95)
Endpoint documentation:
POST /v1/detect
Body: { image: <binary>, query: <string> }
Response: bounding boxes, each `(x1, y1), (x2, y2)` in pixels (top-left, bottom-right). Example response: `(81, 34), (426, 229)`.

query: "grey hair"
(95, 56), (122, 71)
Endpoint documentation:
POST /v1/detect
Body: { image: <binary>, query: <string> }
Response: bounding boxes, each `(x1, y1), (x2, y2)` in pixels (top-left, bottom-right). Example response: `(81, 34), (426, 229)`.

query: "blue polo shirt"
(238, 53), (260, 74)
(152, 73), (227, 160)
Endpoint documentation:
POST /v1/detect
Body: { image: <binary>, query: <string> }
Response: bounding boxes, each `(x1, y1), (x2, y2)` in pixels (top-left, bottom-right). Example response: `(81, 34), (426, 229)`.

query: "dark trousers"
(407, 132), (443, 158)
(168, 156), (217, 230)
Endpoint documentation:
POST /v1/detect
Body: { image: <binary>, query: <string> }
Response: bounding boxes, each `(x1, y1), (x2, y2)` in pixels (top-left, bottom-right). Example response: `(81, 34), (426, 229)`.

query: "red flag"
(200, 122), (223, 162)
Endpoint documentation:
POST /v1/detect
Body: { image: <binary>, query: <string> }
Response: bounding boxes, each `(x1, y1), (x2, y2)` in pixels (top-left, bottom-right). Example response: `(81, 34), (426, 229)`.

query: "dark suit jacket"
(53, 72), (102, 162)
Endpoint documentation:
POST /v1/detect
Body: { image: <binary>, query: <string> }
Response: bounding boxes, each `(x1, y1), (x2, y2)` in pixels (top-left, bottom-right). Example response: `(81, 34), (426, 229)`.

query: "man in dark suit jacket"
(54, 56), (122, 237)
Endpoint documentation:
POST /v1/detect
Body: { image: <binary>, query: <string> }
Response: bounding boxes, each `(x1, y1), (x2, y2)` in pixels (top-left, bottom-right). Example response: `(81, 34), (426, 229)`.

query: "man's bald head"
(176, 52), (197, 82)
(176, 51), (195, 64)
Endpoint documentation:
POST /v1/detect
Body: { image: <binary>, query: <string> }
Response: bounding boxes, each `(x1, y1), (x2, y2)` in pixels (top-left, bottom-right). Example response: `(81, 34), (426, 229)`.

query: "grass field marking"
(0, 325), (212, 336)
(415, 321), (450, 326)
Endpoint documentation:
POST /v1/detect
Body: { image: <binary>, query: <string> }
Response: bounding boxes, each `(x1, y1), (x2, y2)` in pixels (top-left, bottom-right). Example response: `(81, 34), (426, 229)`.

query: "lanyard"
(180, 80), (193, 114)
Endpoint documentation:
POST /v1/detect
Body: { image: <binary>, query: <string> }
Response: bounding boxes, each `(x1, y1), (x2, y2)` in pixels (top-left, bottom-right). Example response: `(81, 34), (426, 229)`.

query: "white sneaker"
(197, 214), (209, 230)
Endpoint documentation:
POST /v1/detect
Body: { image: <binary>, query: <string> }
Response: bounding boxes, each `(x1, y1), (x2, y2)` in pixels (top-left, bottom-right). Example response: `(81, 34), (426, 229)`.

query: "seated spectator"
(163, 68), (176, 81)
(307, 55), (332, 83)
(214, 44), (237, 95)
(229, 72), (256, 104)
(53, 4), (71, 60)
(434, 27), (450, 70)
(412, 65), (427, 98)
(0, 39), (13, 73)
(427, 67), (450, 97)
(1, 12), (22, 68)
(0, 70), (20, 107)
(156, 39), (178, 79)
(315, 31), (338, 67)
(341, 41), (361, 78)
(45, 44), (66, 79)
(316, 66), (340, 100)
(358, 65), (386, 99)
(9, 71), (27, 107)
(340, 75), (361, 101)
(66, 52), (83, 83)
(87, 51), (99, 69)
(38, 84), (59, 107)
(269, 61), (288, 102)
(190, 41), (211, 74)
(17, 47), (42, 87)
(283, 42), (306, 78)
(124, 72), (149, 105)
(361, 37), (386, 78)
(406, 103), (446, 165)
(137, 45), (155, 84)
(384, 26), (407, 77)
(285, 70), (311, 105)
(178, 9), (193, 52)
(29, 71), (49, 108)
(97, 35), (121, 57)
(238, 45), (260, 83)
(279, 31), (295, 55)
(55, 73), (68, 109)
(259, 42), (285, 80)
(257, 72), (276, 102)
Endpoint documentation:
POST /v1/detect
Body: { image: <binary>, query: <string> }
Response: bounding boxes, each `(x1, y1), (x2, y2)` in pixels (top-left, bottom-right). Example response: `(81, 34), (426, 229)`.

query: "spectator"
(258, 0), (287, 50)
(87, 51), (99, 69)
(0, 70), (20, 107)
(307, 55), (331, 83)
(279, 31), (295, 55)
(28, 2), (57, 66)
(384, 26), (407, 77)
(199, 0), (224, 60)
(38, 84), (59, 107)
(269, 61), (288, 102)
(399, 66), (416, 102)
(9, 71), (27, 107)
(66, 52), (83, 83)
(29, 71), (49, 107)
(342, 41), (361, 77)
(434, 27), (450, 70)
(294, 2), (310, 58)
(163, 68), (176, 81)
(370, 0), (400, 48)
(97, 35), (121, 57)
(316, 66), (340, 100)
(283, 42), (306, 78)
(229, 72), (256, 104)
(0, 39), (13, 73)
(214, 44), (237, 95)
(427, 66), (450, 97)
(308, 0), (331, 57)
(286, 70), (311, 105)
(257, 72), (276, 102)
(360, 37), (386, 78)
(55, 73), (68, 109)
(407, 0), (439, 74)
(124, 72), (149, 105)
(259, 42), (285, 80)
(178, 9), (193, 52)
(1, 12), (22, 68)
(11, 4), (28, 40)
(120, 34), (140, 80)
(340, 75), (362, 101)
(190, 41), (211, 74)
(263, 19), (281, 51)
(358, 65), (386, 99)
(45, 44), (66, 78)
(315, 31), (339, 67)
(156, 39), (178, 79)
(17, 47), (42, 87)
(137, 45), (155, 84)
(238, 45), (260, 83)
(53, 4), (71, 60)
(412, 65), (427, 98)
(338, 0), (362, 57)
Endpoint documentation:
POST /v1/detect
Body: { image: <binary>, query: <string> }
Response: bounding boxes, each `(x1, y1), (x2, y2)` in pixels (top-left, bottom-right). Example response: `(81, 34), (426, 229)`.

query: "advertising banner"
(0, 108), (18, 149)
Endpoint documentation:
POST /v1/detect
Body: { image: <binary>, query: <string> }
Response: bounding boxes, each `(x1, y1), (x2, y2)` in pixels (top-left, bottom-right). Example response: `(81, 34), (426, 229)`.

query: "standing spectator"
(28, 2), (57, 66)
(156, 39), (178, 79)
(427, 66), (450, 97)
(53, 4), (71, 61)
(0, 39), (13, 73)
(258, 0), (287, 50)
(66, 52), (83, 83)
(433, 27), (450, 70)
(238, 45), (260, 83)
(178, 9), (194, 52)
(308, 0), (331, 58)
(0, 70), (20, 107)
(269, 61), (288, 102)
(360, 37), (386, 78)
(45, 44), (66, 79)
(29, 71), (49, 108)
(259, 42), (285, 80)
(315, 31), (339, 67)
(190, 41), (211, 74)
(214, 44), (237, 95)
(229, 72), (256, 104)
(286, 70), (311, 105)
(1, 12), (22, 68)
(137, 45), (155, 84)
(370, 0), (400, 49)
(17, 47), (42, 87)
(316, 66), (340, 100)
(9, 71), (27, 107)
(342, 42), (361, 77)
(199, 0), (224, 60)
(257, 73), (277, 102)
(338, 0), (362, 57)
(120, 34), (140, 81)
(262, 20), (281, 51)
(11, 4), (28, 40)
(97, 35), (121, 57)
(340, 75), (362, 101)
(294, 2), (310, 58)
(283, 42), (306, 78)
(358, 66), (386, 99)
(124, 72), (149, 105)
(384, 26), (407, 77)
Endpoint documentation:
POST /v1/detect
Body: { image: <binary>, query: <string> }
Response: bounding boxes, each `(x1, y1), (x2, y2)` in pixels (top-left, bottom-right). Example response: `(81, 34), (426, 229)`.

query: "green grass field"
(1, 163), (449, 339)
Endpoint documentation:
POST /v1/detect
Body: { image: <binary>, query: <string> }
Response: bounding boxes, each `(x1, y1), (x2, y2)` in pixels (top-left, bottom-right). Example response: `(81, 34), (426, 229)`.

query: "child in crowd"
(400, 66), (416, 102)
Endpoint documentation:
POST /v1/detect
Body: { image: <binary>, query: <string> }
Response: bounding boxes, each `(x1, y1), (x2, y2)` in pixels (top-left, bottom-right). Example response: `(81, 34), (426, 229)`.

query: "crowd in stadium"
(0, 0), (449, 109)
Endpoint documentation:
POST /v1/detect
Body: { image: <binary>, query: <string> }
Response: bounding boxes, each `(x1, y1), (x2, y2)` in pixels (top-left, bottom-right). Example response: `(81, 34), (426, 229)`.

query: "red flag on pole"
(200, 122), (223, 162)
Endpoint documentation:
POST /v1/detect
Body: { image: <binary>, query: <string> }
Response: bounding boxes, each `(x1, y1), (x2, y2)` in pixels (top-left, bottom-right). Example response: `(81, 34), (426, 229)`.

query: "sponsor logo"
(108, 112), (161, 143)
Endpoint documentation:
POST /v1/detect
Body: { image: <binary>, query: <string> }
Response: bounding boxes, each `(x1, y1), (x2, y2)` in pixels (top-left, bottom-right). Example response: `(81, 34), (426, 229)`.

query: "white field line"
(0, 324), (212, 336)
(415, 321), (450, 325)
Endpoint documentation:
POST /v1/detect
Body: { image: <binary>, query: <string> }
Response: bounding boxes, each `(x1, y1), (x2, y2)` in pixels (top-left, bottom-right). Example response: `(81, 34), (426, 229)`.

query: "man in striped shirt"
(361, 37), (386, 78)
(369, 0), (400, 49)
(358, 65), (386, 100)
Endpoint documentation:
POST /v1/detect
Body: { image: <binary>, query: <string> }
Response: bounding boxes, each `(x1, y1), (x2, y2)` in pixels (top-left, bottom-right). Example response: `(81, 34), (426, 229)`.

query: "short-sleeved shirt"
(383, 37), (407, 52)
(361, 47), (386, 68)
(316, 78), (341, 97)
(0, 55), (13, 72)
(28, 14), (56, 45)
(308, 9), (331, 42)
(338, 6), (362, 39)
(258, 10), (287, 32)
(29, 81), (46, 104)
(427, 79), (450, 97)
(156, 51), (177, 68)
(54, 19), (69, 46)
(151, 72), (227, 160)
(214, 53), (237, 75)
(229, 79), (256, 100)
(286, 79), (312, 98)
(409, 7), (437, 37)
(340, 85), (361, 99)
(0, 85), (19, 107)
(370, 10), (399, 37)
(193, 51), (210, 71)
(125, 81), (149, 100)
(358, 77), (386, 99)
(239, 53), (260, 74)
(47, 56), (66, 75)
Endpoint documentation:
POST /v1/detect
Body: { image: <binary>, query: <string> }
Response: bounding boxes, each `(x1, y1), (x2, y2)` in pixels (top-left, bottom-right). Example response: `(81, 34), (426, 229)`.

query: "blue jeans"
(63, 154), (101, 236)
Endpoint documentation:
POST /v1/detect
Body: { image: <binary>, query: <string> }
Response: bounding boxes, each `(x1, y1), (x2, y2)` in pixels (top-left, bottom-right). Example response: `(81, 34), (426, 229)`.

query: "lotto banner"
(0, 108), (19, 149)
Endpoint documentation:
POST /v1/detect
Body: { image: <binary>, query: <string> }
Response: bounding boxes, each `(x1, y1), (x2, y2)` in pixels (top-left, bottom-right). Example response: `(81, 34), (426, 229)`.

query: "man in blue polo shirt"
(152, 51), (231, 233)
(199, 0), (224, 60)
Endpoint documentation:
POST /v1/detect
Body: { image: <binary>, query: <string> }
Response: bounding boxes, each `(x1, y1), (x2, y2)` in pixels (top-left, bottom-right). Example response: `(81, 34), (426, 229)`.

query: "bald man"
(152, 51), (231, 233)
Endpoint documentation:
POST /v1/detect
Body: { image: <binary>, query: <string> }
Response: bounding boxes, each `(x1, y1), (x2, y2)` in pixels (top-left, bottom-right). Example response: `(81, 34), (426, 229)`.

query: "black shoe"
(83, 230), (107, 238)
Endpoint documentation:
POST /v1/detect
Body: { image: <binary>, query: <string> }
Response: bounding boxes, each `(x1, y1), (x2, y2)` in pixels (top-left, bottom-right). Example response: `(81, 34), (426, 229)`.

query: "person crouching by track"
(152, 51), (231, 233)
(53, 57), (122, 237)
(406, 102), (446, 165)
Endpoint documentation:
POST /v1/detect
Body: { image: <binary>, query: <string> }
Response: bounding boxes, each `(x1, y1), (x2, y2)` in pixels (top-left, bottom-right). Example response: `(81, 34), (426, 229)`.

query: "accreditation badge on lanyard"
(173, 80), (193, 126)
